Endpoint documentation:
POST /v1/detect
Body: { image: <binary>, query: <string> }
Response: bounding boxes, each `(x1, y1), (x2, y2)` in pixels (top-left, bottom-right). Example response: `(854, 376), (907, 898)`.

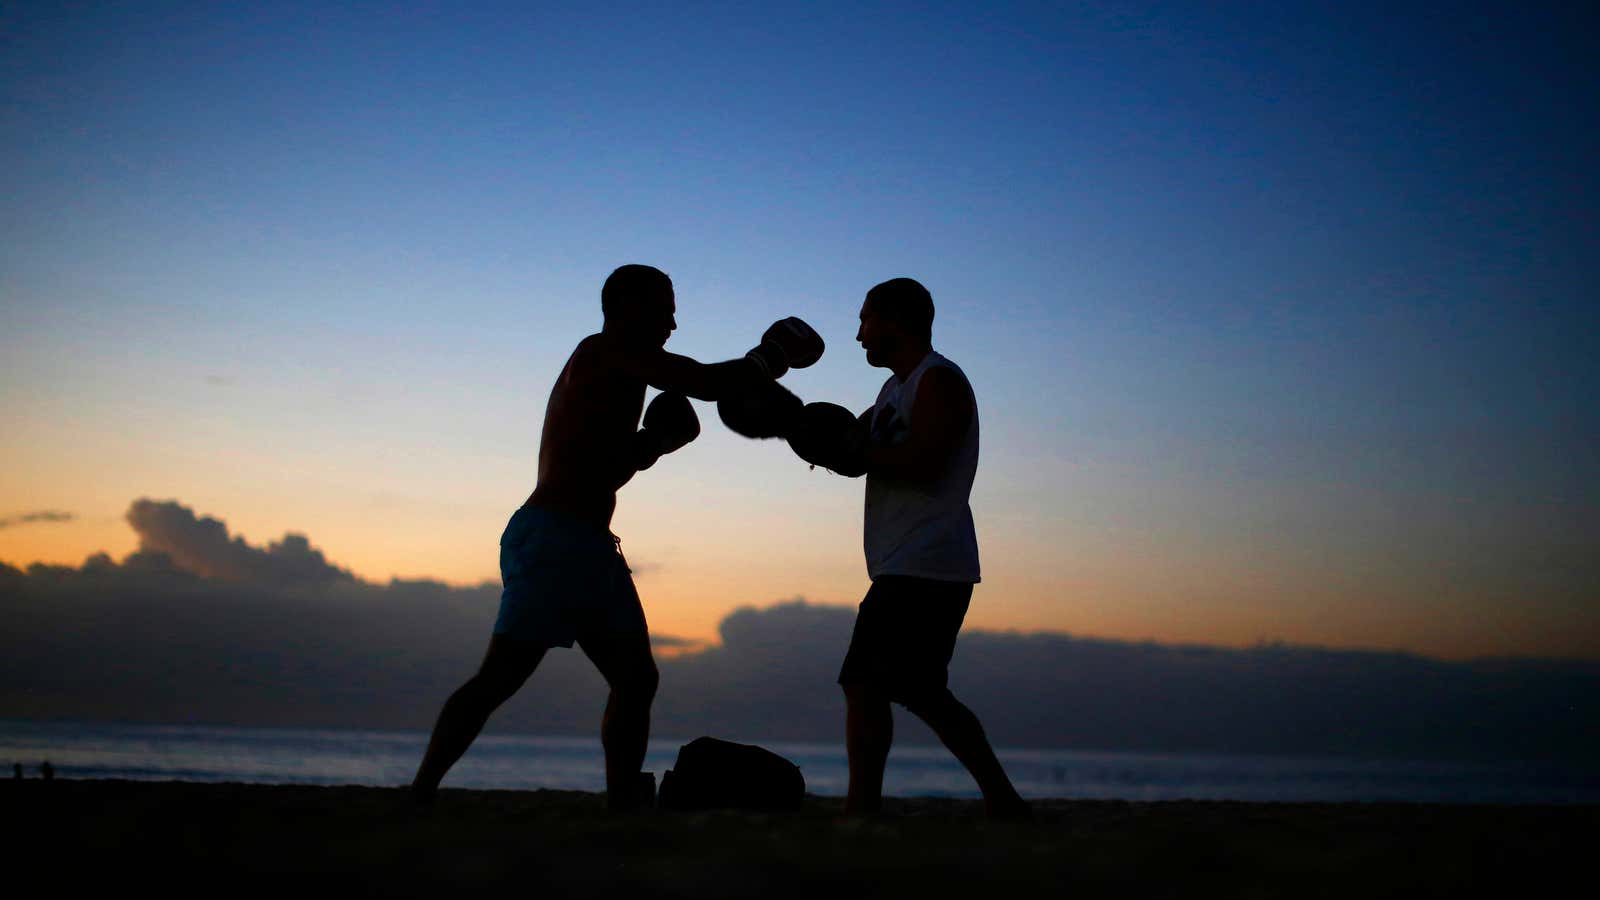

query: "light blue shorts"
(493, 506), (646, 649)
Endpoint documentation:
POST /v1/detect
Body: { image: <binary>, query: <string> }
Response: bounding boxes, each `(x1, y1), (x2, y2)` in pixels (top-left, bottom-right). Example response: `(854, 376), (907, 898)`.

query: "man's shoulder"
(920, 353), (973, 390)
(930, 351), (976, 389)
(566, 333), (633, 375)
(914, 355), (977, 422)
(572, 332), (609, 357)
(552, 334), (644, 396)
(925, 350), (967, 377)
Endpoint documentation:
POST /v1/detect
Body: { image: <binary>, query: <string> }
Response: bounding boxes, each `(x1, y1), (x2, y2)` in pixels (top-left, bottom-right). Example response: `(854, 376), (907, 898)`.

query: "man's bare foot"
(410, 782), (437, 808)
(607, 771), (656, 812)
(985, 796), (1034, 821)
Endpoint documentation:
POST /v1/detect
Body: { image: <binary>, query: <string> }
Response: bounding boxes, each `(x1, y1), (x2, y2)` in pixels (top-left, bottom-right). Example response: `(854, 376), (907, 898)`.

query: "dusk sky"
(3, 1), (1595, 660)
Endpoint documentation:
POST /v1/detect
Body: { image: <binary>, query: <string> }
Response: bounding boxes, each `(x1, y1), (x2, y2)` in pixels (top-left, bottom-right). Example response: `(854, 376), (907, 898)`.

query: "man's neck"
(889, 346), (934, 382)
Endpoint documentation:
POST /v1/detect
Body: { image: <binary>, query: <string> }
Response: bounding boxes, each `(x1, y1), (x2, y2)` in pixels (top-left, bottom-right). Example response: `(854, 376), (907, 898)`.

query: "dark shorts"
(837, 575), (973, 704)
(493, 506), (647, 650)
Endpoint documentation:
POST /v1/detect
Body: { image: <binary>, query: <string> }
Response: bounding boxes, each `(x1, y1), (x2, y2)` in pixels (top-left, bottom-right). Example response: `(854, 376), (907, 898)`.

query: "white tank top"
(864, 350), (981, 582)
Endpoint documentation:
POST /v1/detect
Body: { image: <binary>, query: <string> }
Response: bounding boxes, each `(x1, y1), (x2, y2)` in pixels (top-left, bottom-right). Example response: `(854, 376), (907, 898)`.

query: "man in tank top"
(838, 277), (1030, 818)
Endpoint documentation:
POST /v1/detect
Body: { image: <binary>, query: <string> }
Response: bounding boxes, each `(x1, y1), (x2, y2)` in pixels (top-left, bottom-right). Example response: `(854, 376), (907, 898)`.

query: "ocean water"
(3, 719), (1595, 804)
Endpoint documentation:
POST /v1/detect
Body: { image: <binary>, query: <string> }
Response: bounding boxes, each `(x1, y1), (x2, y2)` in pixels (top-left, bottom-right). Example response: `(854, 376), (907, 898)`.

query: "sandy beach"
(2, 779), (1591, 897)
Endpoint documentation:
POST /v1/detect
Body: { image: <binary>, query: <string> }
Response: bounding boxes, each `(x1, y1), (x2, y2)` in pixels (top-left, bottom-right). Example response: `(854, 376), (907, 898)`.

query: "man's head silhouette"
(858, 277), (934, 369)
(602, 264), (677, 349)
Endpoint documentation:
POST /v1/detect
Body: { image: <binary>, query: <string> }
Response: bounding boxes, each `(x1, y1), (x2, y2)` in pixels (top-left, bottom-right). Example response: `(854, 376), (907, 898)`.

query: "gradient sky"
(2, 1), (1596, 659)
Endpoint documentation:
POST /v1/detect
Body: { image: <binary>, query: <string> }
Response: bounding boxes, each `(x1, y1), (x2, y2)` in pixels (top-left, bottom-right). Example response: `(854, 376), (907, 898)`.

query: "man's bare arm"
(592, 317), (824, 400)
(601, 343), (764, 401)
(863, 367), (973, 482)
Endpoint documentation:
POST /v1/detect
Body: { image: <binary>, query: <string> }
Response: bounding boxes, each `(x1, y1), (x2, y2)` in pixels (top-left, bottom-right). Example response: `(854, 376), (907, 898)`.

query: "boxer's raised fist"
(786, 402), (869, 477)
(745, 317), (824, 379)
(635, 392), (699, 470)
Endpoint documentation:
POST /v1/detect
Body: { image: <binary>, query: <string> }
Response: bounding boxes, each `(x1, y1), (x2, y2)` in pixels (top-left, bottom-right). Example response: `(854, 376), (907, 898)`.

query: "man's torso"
(864, 350), (982, 583)
(526, 334), (646, 529)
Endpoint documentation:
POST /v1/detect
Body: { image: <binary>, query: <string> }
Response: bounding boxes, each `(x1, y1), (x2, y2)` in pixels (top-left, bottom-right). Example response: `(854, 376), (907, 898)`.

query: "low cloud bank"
(3, 499), (1596, 763)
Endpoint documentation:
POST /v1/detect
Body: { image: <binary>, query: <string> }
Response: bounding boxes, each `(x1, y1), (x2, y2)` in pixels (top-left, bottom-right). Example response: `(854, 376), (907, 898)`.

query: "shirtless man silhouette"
(412, 264), (823, 809)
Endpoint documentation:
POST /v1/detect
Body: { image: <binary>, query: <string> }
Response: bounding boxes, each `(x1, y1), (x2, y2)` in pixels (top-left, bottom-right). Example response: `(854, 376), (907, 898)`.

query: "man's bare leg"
(905, 688), (1030, 817)
(412, 635), (546, 802)
(843, 683), (894, 815)
(579, 625), (659, 810)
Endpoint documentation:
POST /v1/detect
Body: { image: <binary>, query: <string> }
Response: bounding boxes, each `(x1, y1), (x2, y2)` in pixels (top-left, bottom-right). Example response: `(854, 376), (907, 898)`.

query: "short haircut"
(866, 277), (934, 341)
(602, 264), (673, 319)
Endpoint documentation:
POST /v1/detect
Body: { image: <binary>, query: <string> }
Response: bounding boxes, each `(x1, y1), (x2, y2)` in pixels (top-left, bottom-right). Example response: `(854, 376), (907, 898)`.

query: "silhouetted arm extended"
(597, 342), (764, 402)
(863, 367), (972, 482)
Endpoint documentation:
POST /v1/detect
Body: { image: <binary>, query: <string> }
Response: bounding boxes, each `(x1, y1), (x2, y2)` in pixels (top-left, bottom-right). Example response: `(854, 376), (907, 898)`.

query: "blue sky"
(2, 1), (1595, 657)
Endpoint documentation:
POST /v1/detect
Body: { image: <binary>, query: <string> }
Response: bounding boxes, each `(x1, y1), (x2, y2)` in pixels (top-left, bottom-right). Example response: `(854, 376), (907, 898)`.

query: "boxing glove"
(745, 317), (825, 379)
(636, 392), (700, 470)
(717, 377), (805, 440)
(786, 402), (869, 477)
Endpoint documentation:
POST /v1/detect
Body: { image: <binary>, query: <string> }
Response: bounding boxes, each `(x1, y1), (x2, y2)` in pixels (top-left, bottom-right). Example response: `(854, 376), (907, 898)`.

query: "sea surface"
(4, 719), (1595, 804)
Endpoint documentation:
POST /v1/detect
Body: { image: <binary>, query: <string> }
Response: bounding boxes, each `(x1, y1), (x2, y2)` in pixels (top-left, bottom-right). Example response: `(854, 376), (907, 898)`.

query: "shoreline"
(5, 779), (1593, 897)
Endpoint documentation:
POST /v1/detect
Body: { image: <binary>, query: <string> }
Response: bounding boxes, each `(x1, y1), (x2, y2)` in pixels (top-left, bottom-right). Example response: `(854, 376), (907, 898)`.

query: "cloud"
(0, 510), (75, 530)
(3, 499), (1597, 764)
(124, 499), (350, 586)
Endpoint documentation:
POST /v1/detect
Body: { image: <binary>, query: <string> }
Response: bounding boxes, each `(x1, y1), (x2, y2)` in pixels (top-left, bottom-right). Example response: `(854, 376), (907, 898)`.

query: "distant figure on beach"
(800, 278), (1029, 818)
(412, 264), (824, 810)
(12, 762), (21, 780)
(40, 760), (54, 780)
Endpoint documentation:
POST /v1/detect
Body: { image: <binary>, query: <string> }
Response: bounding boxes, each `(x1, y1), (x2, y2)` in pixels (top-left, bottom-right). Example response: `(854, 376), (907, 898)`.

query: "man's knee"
(464, 666), (528, 705)
(474, 636), (543, 695)
(613, 664), (659, 703)
(897, 686), (957, 720)
(843, 682), (887, 707)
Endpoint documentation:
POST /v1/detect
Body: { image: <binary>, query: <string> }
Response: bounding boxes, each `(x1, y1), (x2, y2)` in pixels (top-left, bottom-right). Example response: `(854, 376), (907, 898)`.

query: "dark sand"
(3, 780), (1591, 898)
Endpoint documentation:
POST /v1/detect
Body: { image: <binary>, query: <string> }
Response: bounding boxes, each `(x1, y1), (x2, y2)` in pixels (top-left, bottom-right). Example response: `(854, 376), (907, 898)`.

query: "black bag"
(658, 736), (805, 811)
